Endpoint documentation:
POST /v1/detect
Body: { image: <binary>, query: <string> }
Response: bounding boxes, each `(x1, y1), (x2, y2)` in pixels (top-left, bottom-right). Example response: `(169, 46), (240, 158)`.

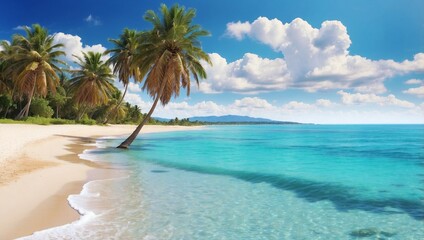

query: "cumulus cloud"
(405, 79), (423, 85)
(283, 101), (315, 110)
(337, 90), (415, 108)
(53, 32), (108, 62)
(127, 82), (142, 93)
(200, 52), (290, 94)
(123, 93), (150, 110)
(226, 21), (251, 40)
(315, 99), (335, 107)
(85, 14), (101, 26)
(212, 17), (424, 94)
(123, 94), (423, 124)
(403, 86), (424, 98)
(282, 99), (336, 111)
(232, 97), (273, 109)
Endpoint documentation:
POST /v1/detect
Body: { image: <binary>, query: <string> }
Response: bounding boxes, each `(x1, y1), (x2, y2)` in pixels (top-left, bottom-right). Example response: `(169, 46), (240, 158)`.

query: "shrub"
(25, 117), (51, 125)
(30, 98), (54, 118)
(0, 95), (13, 116)
(77, 114), (97, 125)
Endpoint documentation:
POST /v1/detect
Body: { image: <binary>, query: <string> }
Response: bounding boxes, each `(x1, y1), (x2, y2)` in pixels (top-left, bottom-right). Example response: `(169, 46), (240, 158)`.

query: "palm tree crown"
(106, 28), (142, 86)
(117, 4), (211, 148)
(138, 4), (211, 105)
(10, 24), (65, 119)
(69, 51), (115, 108)
(103, 29), (142, 123)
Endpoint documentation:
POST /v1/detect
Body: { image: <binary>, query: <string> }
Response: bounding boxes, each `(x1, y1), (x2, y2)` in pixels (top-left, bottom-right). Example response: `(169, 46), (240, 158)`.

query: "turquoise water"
(25, 125), (424, 239)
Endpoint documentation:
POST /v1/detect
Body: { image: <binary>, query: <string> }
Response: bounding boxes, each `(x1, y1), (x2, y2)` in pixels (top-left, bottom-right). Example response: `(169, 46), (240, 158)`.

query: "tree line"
(0, 4), (211, 148)
(0, 25), (145, 124)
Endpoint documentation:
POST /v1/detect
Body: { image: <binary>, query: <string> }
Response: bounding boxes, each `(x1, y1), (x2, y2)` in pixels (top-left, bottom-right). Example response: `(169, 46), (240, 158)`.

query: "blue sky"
(1, 0), (423, 123)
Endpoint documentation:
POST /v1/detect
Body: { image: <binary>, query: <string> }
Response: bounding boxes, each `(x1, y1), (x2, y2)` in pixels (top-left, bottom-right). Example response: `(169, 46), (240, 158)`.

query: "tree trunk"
(4, 86), (16, 118)
(56, 105), (59, 118)
(117, 79), (167, 149)
(16, 78), (36, 120)
(103, 84), (128, 124)
(77, 106), (87, 121)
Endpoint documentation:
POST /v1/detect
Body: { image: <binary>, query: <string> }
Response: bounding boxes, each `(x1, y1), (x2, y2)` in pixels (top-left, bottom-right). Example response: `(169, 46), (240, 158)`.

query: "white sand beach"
(0, 124), (200, 239)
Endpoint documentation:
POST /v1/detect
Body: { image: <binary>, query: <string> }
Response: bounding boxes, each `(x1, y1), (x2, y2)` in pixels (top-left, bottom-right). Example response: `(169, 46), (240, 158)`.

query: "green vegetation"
(0, 4), (209, 131)
(29, 98), (54, 118)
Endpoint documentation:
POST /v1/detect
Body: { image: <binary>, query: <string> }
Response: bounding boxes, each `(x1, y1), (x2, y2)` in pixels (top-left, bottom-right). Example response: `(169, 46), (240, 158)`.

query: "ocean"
(23, 125), (424, 239)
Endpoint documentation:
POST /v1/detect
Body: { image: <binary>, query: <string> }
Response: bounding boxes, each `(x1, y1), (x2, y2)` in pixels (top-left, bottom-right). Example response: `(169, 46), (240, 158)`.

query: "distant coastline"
(155, 114), (303, 125)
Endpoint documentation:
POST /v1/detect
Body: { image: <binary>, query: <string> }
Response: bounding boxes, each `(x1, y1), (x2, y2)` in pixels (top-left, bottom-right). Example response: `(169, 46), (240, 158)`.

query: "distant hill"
(189, 115), (299, 124)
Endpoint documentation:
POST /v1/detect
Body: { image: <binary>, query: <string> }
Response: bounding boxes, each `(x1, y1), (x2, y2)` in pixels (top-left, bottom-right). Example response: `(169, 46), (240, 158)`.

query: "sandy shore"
(0, 124), (200, 239)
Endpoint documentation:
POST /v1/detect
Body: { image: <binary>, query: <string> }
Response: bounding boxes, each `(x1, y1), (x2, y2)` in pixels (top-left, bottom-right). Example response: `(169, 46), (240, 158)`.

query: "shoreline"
(0, 124), (202, 239)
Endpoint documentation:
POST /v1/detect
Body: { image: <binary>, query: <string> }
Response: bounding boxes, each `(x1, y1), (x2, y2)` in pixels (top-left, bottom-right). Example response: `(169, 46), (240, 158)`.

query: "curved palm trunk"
(16, 78), (36, 120)
(3, 86), (16, 118)
(117, 79), (167, 149)
(103, 84), (128, 124)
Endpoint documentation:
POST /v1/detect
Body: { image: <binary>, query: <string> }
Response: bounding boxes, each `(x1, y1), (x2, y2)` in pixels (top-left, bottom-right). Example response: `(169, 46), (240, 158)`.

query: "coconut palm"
(104, 29), (142, 123)
(11, 24), (65, 119)
(68, 51), (115, 120)
(0, 41), (17, 117)
(0, 41), (12, 92)
(117, 4), (212, 148)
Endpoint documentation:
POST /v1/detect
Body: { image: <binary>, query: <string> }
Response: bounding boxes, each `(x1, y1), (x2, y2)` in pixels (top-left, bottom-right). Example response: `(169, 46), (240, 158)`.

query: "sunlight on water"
(23, 125), (424, 240)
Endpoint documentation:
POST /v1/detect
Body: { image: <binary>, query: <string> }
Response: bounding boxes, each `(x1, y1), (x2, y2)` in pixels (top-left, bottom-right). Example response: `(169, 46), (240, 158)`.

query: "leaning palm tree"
(117, 4), (212, 148)
(103, 29), (142, 123)
(68, 51), (115, 120)
(11, 24), (65, 119)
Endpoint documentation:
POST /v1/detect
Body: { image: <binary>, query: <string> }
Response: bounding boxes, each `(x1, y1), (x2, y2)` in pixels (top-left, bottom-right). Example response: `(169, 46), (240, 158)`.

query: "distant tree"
(68, 51), (115, 120)
(125, 103), (142, 123)
(48, 85), (67, 118)
(104, 29), (142, 123)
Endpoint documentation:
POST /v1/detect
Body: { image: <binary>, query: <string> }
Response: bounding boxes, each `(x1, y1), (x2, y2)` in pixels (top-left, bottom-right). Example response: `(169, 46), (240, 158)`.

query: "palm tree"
(104, 29), (142, 123)
(0, 41), (17, 118)
(11, 24), (65, 119)
(68, 51), (115, 120)
(117, 4), (212, 148)
(0, 41), (12, 94)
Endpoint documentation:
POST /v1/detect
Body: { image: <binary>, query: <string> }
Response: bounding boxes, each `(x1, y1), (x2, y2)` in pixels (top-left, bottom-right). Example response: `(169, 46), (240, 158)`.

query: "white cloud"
(123, 93), (150, 110)
(85, 14), (101, 26)
(403, 86), (424, 98)
(121, 90), (423, 123)
(283, 101), (314, 110)
(53, 32), (108, 62)
(337, 90), (415, 108)
(232, 97), (273, 109)
(282, 99), (335, 111)
(217, 17), (424, 94)
(123, 96), (421, 124)
(13, 25), (26, 31)
(315, 99), (335, 107)
(226, 21), (251, 40)
(127, 82), (142, 93)
(200, 52), (290, 94)
(405, 79), (423, 85)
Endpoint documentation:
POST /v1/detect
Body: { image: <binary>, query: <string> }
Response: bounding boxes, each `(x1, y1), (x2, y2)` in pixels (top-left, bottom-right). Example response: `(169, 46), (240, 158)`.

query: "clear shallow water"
(23, 125), (424, 239)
